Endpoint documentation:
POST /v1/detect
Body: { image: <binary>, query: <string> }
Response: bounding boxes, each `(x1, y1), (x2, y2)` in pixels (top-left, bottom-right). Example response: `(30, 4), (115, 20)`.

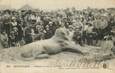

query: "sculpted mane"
(52, 27), (70, 40)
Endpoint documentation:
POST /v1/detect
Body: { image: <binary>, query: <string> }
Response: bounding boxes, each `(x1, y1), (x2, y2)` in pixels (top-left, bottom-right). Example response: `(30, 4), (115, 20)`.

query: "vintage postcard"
(0, 0), (115, 73)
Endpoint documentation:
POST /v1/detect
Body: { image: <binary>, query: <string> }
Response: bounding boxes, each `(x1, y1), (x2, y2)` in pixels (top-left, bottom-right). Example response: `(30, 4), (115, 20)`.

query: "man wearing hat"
(85, 22), (94, 45)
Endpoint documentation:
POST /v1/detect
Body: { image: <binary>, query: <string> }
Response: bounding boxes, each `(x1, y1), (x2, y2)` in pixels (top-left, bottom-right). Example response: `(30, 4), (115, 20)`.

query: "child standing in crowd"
(0, 31), (8, 48)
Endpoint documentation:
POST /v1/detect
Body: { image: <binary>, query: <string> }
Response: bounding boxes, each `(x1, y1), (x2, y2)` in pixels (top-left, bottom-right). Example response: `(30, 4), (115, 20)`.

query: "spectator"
(0, 31), (8, 48)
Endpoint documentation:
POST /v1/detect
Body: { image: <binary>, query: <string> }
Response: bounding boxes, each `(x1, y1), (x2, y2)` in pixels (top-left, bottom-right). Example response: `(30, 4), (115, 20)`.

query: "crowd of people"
(0, 7), (115, 48)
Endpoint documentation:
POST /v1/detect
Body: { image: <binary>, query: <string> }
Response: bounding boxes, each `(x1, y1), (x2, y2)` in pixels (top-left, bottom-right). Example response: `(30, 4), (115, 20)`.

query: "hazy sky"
(0, 0), (115, 10)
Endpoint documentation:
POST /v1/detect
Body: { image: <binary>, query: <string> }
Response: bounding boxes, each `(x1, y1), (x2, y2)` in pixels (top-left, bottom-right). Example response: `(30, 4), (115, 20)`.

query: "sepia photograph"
(0, 0), (115, 73)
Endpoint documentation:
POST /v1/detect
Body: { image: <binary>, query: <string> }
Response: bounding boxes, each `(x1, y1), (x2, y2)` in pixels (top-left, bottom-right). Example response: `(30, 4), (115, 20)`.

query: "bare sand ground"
(0, 45), (114, 69)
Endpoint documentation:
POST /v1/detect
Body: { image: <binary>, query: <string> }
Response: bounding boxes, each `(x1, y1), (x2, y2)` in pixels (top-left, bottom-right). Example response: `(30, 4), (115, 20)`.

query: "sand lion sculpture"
(0, 27), (85, 61)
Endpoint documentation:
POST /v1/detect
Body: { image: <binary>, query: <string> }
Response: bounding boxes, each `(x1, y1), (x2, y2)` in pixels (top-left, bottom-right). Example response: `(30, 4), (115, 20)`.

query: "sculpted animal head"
(53, 27), (71, 41)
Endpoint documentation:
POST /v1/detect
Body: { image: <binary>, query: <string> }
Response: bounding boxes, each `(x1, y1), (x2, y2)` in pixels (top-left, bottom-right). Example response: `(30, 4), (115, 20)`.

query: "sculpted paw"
(35, 54), (49, 59)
